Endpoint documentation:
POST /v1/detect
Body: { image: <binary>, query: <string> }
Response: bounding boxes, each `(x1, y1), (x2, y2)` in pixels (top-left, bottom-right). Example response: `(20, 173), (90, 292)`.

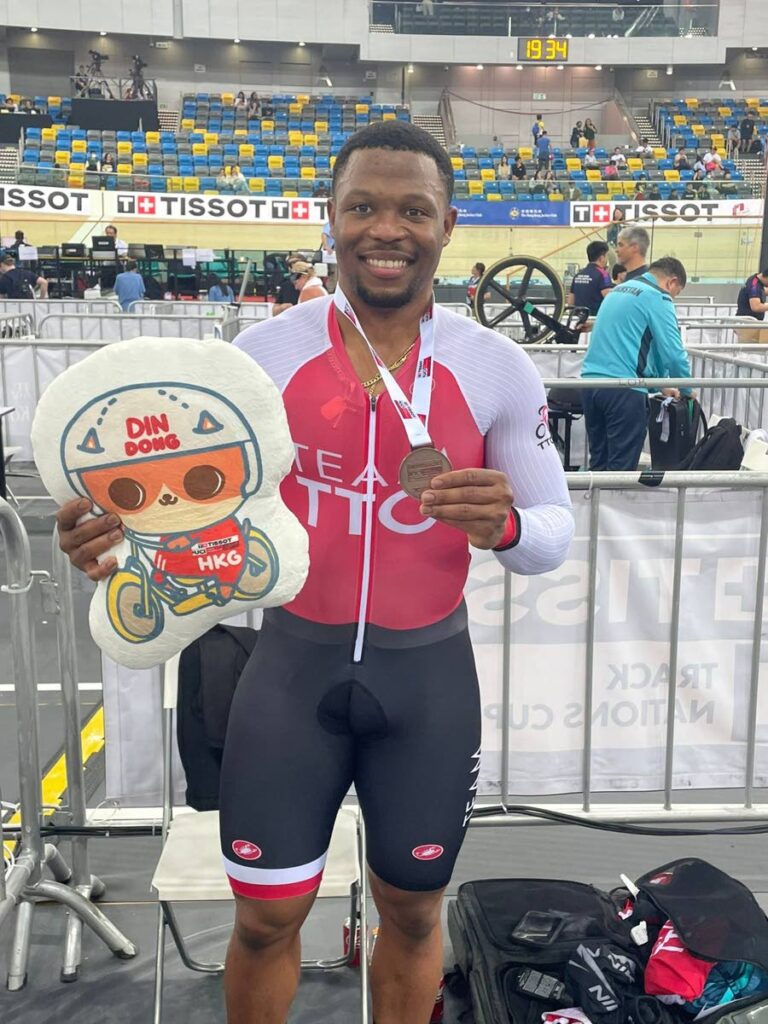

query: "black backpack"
(176, 623), (258, 810)
(675, 417), (744, 470)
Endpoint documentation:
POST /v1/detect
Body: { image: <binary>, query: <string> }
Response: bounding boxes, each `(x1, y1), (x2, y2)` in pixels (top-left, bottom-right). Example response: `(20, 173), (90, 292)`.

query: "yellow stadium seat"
(192, 143), (208, 157)
(746, 97), (760, 108)
(518, 147), (532, 160)
(468, 181), (483, 195)
(684, 97), (698, 108)
(606, 181), (623, 194)
(480, 168), (495, 181)
(71, 139), (87, 153)
(145, 131), (160, 145)
(238, 144), (255, 160)
(167, 176), (183, 192)
(283, 190), (298, 198)
(382, 112), (396, 121)
(664, 169), (680, 182)
(296, 94), (310, 106)
(204, 132), (218, 145)
(133, 153), (148, 168)
(300, 166), (316, 179)
(691, 124), (705, 136)
(68, 173), (84, 188)
(653, 147), (667, 160)
(627, 158), (643, 172)
(673, 115), (687, 126)
(7, 94), (20, 105)
(41, 127), (56, 142)
(450, 156), (464, 170)
(303, 133), (318, 146)
(622, 181), (636, 195)
(315, 121), (328, 134)
(222, 92), (234, 106)
(566, 158), (582, 172)
(183, 177), (200, 192)
(289, 103), (302, 116)
(718, 107), (732, 118)
(289, 131), (303, 145)
(355, 104), (369, 114)
(234, 128), (247, 137)
(181, 118), (195, 131)
(117, 163), (133, 175)
(549, 193), (564, 201)
(267, 155), (284, 170)
(117, 141), (132, 154)
(595, 193), (611, 201)
(586, 169), (602, 182)
(261, 119), (275, 131)
(330, 155), (336, 169)
(759, 108), (768, 119)
(486, 193), (502, 201)
(249, 178), (265, 193)
(54, 150), (70, 165)
(47, 95), (61, 107)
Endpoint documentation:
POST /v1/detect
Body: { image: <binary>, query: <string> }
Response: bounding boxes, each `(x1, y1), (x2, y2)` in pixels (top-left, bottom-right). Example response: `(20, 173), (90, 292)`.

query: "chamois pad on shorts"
(31, 336), (309, 669)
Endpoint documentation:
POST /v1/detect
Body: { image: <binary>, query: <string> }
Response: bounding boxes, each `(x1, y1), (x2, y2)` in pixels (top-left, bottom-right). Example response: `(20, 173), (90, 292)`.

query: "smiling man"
(56, 121), (573, 1024)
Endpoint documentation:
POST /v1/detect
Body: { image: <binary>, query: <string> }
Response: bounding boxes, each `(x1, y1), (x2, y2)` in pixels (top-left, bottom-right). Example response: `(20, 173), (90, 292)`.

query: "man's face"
(615, 234), (638, 266)
(106, 228), (116, 239)
(328, 147), (456, 310)
(664, 277), (684, 299)
(596, 252), (608, 270)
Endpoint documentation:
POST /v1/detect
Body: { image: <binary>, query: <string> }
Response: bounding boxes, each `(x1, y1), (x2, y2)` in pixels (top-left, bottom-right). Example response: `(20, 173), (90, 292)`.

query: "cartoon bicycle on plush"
(61, 383), (279, 645)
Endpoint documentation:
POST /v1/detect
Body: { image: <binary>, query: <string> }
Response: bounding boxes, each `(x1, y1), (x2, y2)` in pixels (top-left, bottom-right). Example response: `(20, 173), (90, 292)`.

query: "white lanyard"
(333, 284), (436, 450)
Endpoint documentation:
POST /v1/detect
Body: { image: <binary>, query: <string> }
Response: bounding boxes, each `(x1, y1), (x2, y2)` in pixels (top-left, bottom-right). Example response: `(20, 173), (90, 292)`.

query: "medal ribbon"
(333, 284), (436, 450)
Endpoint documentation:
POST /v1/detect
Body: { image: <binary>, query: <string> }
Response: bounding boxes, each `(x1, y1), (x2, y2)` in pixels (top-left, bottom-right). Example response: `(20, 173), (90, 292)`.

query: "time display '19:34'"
(518, 38), (570, 62)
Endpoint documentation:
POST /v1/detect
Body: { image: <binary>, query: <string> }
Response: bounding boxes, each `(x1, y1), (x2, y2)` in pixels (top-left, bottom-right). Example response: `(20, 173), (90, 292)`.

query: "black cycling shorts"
(219, 613), (481, 900)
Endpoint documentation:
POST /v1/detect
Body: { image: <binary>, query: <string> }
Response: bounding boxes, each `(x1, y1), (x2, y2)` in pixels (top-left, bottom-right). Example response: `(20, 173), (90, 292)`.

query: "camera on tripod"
(129, 55), (147, 73)
(88, 50), (109, 65)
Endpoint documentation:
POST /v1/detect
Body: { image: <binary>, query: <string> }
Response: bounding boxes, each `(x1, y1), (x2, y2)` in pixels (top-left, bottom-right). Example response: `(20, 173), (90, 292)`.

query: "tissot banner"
(0, 183), (93, 215)
(103, 192), (329, 224)
(570, 198), (764, 227)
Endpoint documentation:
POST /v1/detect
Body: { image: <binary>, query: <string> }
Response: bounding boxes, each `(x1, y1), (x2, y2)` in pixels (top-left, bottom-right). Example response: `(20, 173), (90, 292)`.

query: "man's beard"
(353, 276), (422, 309)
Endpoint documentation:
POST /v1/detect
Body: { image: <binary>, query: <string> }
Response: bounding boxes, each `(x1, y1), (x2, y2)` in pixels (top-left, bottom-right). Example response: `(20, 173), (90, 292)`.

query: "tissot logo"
(136, 195), (157, 215)
(572, 203), (593, 224)
(117, 195), (135, 215)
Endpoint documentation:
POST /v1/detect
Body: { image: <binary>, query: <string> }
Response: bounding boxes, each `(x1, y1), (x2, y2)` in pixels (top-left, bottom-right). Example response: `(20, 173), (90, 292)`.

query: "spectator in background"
(8, 230), (28, 256)
(313, 183), (329, 197)
(673, 147), (690, 170)
(496, 154), (511, 180)
(511, 155), (527, 180)
(635, 138), (653, 156)
(21, 98), (38, 115)
(86, 152), (100, 172)
(207, 274), (235, 303)
(101, 151), (116, 173)
(610, 147), (627, 166)
(247, 92), (261, 118)
(584, 118), (597, 146)
(535, 130), (552, 171)
(604, 162), (619, 180)
(581, 257), (692, 471)
(727, 125), (741, 158)
(105, 224), (128, 257)
(584, 146), (598, 168)
(4, 99), (18, 113)
(612, 263), (627, 284)
(234, 91), (247, 108)
(570, 121), (583, 149)
(633, 187), (646, 200)
(217, 166), (233, 192)
(703, 148), (722, 172)
(74, 64), (88, 94)
(321, 220), (335, 261)
(647, 182), (662, 200)
(229, 166), (249, 194)
(291, 260), (327, 303)
(0, 255), (48, 298)
(567, 240), (613, 316)
(531, 114), (544, 148)
(466, 262), (485, 308)
(740, 113), (755, 154)
(692, 153), (707, 179)
(272, 255), (302, 316)
(749, 134), (765, 157)
(113, 259), (145, 311)
(682, 182), (697, 199)
(606, 207), (626, 248)
(616, 225), (651, 281)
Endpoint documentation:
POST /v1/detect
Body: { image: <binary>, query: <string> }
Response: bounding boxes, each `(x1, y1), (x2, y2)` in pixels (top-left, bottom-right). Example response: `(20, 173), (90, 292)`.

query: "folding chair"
(150, 654), (369, 1024)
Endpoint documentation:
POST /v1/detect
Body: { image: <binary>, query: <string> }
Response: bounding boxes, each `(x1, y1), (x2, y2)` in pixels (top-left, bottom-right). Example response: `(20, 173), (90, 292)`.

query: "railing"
(69, 75), (157, 102)
(36, 312), (240, 343)
(438, 89), (457, 148)
(0, 314), (34, 339)
(369, 1), (720, 38)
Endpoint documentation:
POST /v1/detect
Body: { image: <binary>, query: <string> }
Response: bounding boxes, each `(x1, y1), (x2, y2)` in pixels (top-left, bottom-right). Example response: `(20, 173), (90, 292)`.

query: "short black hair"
(331, 121), (454, 204)
(105, 224), (117, 235)
(760, 267), (768, 278)
(587, 241), (609, 263)
(650, 256), (687, 288)
(126, 259), (138, 271)
(474, 262), (486, 276)
(611, 262), (625, 281)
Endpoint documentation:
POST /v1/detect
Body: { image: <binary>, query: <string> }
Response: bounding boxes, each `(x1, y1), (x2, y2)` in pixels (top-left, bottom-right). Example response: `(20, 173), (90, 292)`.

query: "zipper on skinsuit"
(352, 394), (378, 663)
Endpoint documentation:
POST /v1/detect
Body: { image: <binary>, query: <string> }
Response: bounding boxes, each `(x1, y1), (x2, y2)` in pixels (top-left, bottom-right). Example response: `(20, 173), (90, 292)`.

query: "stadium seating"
(656, 97), (768, 153)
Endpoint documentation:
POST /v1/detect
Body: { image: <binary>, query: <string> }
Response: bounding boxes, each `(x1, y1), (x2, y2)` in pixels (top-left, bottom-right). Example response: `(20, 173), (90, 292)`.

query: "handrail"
(438, 88), (457, 148)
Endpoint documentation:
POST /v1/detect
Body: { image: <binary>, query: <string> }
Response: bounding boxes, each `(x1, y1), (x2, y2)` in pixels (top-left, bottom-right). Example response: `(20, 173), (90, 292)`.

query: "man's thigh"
(604, 389), (649, 471)
(354, 630), (482, 894)
(582, 388), (608, 470)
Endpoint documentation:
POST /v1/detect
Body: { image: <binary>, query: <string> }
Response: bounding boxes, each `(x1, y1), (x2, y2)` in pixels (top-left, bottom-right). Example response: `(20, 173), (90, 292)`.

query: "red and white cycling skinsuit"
(219, 296), (574, 899)
(151, 517), (247, 587)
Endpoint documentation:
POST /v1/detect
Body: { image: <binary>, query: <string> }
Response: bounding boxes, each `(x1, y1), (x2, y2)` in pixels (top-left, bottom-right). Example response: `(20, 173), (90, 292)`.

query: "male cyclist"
(57, 121), (574, 1024)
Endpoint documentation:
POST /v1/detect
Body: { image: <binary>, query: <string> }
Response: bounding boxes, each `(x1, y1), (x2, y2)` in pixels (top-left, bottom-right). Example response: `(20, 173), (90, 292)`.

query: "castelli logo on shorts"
(232, 840), (262, 861)
(649, 871), (674, 886)
(412, 844), (444, 861)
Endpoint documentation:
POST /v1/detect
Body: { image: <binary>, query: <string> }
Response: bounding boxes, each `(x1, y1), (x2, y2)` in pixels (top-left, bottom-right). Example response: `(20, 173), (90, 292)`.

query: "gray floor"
(2, 495), (767, 1022)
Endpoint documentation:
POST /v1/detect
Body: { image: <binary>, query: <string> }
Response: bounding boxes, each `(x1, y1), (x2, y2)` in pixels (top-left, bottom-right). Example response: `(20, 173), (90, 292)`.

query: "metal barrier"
(0, 499), (136, 986)
(127, 301), (236, 317)
(238, 303), (273, 322)
(36, 313), (240, 343)
(0, 300), (122, 329)
(0, 314), (34, 339)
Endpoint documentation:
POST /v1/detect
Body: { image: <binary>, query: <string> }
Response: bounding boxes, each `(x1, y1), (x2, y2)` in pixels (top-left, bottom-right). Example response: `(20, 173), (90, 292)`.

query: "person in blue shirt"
(113, 260), (145, 312)
(567, 241), (613, 316)
(580, 257), (693, 471)
(207, 274), (235, 303)
(531, 114), (544, 147)
(535, 130), (552, 171)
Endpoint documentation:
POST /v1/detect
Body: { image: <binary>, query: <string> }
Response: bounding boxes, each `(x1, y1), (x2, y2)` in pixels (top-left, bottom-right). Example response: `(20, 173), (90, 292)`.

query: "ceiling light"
(557, 64), (564, 70)
(516, 64), (523, 71)
(566, 33), (572, 39)
(407, 63), (414, 73)
(30, 26), (38, 32)
(298, 41), (306, 47)
(752, 46), (758, 52)
(234, 37), (240, 43)
(595, 64), (603, 71)
(476, 64), (483, 70)
(588, 33), (595, 39)
(99, 30), (107, 36)
(666, 65), (673, 75)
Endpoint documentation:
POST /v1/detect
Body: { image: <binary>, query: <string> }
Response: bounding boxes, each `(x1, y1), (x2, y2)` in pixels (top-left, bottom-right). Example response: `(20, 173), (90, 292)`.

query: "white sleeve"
(484, 344), (575, 575)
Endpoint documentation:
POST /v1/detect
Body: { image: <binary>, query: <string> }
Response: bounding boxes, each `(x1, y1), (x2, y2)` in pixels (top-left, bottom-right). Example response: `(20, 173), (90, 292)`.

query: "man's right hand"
(57, 498), (123, 581)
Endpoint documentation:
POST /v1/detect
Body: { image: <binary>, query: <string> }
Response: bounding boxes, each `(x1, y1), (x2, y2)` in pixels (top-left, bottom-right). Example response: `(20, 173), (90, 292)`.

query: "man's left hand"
(420, 469), (514, 550)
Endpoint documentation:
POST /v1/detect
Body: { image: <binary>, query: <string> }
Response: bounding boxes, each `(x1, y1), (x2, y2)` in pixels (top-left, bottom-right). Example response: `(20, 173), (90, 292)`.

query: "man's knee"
(370, 874), (444, 943)
(233, 892), (315, 953)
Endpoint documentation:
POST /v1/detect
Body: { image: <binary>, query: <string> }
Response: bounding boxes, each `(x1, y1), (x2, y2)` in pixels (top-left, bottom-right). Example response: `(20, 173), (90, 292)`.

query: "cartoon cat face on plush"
(61, 385), (261, 536)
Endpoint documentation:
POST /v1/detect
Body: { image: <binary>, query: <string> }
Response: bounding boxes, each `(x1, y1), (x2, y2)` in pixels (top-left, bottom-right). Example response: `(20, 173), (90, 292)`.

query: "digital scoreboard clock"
(517, 37), (570, 63)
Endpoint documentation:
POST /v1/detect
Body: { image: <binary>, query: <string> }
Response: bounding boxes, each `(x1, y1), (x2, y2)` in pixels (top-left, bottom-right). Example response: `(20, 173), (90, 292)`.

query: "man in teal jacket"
(580, 256), (692, 470)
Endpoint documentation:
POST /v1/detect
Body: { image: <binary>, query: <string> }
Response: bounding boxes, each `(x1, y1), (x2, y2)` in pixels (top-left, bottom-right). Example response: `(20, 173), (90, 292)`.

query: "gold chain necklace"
(361, 341), (417, 395)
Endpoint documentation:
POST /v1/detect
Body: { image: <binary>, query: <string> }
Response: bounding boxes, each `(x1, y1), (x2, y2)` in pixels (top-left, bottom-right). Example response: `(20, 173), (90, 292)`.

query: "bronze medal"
(399, 447), (452, 500)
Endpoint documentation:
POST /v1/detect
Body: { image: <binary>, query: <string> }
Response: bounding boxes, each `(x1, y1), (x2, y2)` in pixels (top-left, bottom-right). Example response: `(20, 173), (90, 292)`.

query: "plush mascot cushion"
(31, 337), (309, 669)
